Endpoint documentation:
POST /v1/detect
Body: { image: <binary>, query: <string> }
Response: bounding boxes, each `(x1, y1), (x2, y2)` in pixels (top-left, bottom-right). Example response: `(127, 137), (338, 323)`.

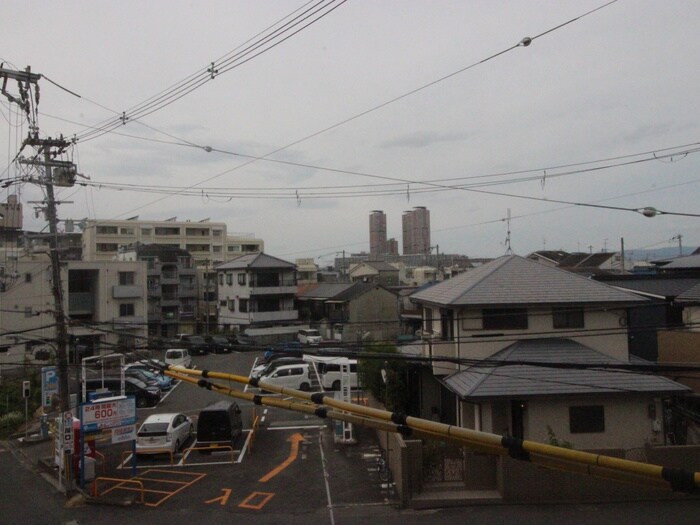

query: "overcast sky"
(2, 0), (699, 263)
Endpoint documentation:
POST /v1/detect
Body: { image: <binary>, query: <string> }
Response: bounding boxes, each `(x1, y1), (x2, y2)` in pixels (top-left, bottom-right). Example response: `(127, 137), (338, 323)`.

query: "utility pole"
(2, 66), (74, 414)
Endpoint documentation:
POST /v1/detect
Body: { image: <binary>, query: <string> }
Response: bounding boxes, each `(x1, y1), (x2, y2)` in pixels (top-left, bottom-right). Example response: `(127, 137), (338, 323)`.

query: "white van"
(258, 363), (312, 391)
(304, 355), (357, 391)
(297, 329), (322, 345)
(164, 348), (192, 368)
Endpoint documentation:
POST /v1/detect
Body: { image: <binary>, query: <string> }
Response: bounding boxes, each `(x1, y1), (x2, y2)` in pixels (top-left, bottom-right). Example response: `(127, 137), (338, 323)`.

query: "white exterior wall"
(0, 259), (147, 357)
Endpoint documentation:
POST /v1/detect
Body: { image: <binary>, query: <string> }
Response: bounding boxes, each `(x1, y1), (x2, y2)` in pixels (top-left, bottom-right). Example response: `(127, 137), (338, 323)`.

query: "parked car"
(230, 334), (256, 351)
(251, 357), (306, 379)
(205, 335), (234, 354)
(119, 367), (162, 390)
(125, 364), (173, 390)
(196, 401), (243, 454)
(184, 335), (210, 355)
(263, 341), (303, 360)
(297, 329), (322, 345)
(135, 413), (193, 455)
(83, 377), (161, 408)
(164, 348), (192, 368)
(258, 363), (312, 391)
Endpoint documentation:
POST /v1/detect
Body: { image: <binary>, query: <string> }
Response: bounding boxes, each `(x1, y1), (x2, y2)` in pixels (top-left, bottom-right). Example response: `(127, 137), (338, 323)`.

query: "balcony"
(249, 279), (297, 296)
(250, 310), (299, 323)
(112, 316), (145, 330)
(180, 305), (195, 319)
(147, 307), (162, 321)
(161, 270), (178, 284)
(179, 284), (196, 297)
(112, 285), (142, 299)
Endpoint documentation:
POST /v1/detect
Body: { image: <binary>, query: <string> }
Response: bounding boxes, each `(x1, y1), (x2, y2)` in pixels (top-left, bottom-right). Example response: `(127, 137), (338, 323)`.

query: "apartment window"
(219, 274), (224, 286)
(553, 307), (584, 329)
(119, 272), (135, 285)
(237, 273), (246, 285)
(119, 227), (134, 235)
(119, 303), (135, 317)
(219, 300), (226, 306)
(569, 405), (605, 433)
(141, 228), (152, 236)
(213, 230), (222, 238)
(239, 299), (248, 313)
(96, 225), (118, 234)
(97, 243), (118, 252)
(228, 299), (235, 311)
(482, 308), (528, 330)
(25, 272), (32, 283)
(226, 273), (233, 286)
(213, 245), (222, 253)
(227, 245), (241, 252)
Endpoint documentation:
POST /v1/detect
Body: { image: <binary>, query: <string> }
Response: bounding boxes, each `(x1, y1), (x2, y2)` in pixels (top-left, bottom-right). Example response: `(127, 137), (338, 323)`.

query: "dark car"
(205, 335), (234, 354)
(179, 335), (209, 355)
(196, 400), (243, 453)
(84, 377), (161, 408)
(230, 334), (257, 351)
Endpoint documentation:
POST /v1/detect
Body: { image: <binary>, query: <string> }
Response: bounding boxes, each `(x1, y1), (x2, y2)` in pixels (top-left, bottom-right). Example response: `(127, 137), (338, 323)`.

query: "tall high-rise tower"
(402, 206), (430, 255)
(369, 210), (387, 257)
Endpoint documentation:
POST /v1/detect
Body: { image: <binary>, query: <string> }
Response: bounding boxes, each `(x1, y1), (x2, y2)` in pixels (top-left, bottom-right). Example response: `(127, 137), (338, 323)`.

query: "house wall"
(657, 329), (700, 392)
(521, 395), (664, 449)
(422, 304), (629, 375)
(683, 306), (700, 333)
(347, 287), (399, 343)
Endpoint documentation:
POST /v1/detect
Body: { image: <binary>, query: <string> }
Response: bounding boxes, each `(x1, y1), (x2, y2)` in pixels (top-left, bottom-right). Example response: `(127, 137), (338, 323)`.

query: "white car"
(297, 329), (322, 345)
(135, 413), (193, 455)
(164, 348), (192, 368)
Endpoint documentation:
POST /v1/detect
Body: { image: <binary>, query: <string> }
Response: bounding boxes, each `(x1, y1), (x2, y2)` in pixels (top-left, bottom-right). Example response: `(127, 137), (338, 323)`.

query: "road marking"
(205, 488), (232, 505)
(258, 432), (304, 482)
(238, 491), (274, 510)
(318, 430), (336, 525)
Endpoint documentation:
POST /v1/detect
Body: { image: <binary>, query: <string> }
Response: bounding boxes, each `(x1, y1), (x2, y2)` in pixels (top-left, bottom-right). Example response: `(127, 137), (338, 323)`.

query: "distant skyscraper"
(402, 207), (430, 255)
(369, 210), (387, 257)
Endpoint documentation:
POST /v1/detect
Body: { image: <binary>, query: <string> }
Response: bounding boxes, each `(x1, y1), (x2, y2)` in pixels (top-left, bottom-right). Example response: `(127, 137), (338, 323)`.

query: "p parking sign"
(41, 366), (59, 408)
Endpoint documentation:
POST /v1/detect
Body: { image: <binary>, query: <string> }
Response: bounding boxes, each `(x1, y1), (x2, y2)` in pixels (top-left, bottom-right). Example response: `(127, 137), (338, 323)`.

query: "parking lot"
(87, 350), (393, 516)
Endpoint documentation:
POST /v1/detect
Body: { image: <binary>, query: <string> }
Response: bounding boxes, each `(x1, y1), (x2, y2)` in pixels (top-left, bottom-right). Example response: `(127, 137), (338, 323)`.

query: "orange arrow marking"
(258, 433), (304, 483)
(205, 488), (232, 505)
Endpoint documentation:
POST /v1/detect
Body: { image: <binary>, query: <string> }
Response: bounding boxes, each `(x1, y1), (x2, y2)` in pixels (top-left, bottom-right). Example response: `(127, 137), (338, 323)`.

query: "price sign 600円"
(81, 397), (136, 432)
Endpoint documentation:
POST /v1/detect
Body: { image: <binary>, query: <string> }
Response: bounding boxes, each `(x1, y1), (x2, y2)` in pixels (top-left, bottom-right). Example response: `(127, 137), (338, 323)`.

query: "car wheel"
(299, 382), (310, 392)
(136, 397), (148, 408)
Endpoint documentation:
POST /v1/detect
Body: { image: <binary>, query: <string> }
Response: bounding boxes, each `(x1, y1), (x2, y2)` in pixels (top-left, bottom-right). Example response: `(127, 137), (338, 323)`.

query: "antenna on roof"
(504, 208), (513, 255)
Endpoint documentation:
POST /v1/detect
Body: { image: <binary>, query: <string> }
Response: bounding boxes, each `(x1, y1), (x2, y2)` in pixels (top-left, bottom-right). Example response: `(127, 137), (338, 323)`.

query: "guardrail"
(92, 477), (145, 504)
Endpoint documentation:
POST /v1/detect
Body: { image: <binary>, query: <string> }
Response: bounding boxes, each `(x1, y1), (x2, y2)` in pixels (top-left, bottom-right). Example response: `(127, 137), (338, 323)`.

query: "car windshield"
(138, 422), (168, 435)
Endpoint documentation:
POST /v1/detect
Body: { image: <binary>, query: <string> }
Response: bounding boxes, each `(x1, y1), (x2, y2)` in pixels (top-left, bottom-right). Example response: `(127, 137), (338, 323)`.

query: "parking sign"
(41, 366), (59, 408)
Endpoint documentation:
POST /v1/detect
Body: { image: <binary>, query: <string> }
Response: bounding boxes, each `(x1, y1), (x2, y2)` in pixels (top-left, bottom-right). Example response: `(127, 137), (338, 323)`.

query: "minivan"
(259, 363), (312, 391)
(297, 329), (322, 345)
(196, 400), (243, 453)
(164, 348), (192, 368)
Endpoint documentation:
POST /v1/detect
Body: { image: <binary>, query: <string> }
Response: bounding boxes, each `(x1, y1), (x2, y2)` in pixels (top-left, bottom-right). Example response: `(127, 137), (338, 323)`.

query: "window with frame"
(482, 308), (528, 330)
(226, 273), (233, 286)
(424, 307), (433, 334)
(228, 299), (235, 311)
(219, 273), (224, 286)
(119, 271), (135, 285)
(25, 272), (32, 283)
(553, 307), (584, 329)
(239, 298), (248, 313)
(219, 300), (226, 306)
(569, 405), (605, 433)
(237, 273), (246, 285)
(119, 303), (135, 317)
(141, 228), (152, 236)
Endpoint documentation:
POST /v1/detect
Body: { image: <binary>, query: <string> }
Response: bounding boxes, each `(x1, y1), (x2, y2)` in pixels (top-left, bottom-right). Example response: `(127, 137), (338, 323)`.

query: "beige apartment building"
(81, 218), (264, 265)
(0, 258), (147, 365)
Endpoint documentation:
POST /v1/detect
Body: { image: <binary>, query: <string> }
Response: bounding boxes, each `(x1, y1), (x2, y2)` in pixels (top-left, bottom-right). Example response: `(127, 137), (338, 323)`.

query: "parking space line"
(238, 491), (275, 510)
(95, 469), (206, 508)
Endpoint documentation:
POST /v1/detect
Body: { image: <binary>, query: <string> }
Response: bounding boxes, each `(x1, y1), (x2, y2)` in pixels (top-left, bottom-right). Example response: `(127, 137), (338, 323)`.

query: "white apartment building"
(0, 258), (147, 366)
(81, 218), (264, 265)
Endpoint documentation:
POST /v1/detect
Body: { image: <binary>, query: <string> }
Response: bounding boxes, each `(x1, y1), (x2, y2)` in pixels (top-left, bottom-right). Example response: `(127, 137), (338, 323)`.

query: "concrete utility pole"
(2, 66), (74, 413)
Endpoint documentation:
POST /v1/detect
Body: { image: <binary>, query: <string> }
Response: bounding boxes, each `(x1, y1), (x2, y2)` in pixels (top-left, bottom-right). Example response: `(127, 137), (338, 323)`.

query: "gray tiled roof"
(677, 282), (700, 302)
(662, 254), (700, 269)
(410, 255), (646, 307)
(442, 338), (690, 399)
(216, 252), (294, 270)
(600, 277), (700, 299)
(297, 283), (355, 300)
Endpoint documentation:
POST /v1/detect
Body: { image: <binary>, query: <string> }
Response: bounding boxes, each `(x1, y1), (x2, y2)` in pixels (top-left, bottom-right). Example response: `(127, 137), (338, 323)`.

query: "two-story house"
(410, 255), (689, 451)
(216, 252), (298, 331)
